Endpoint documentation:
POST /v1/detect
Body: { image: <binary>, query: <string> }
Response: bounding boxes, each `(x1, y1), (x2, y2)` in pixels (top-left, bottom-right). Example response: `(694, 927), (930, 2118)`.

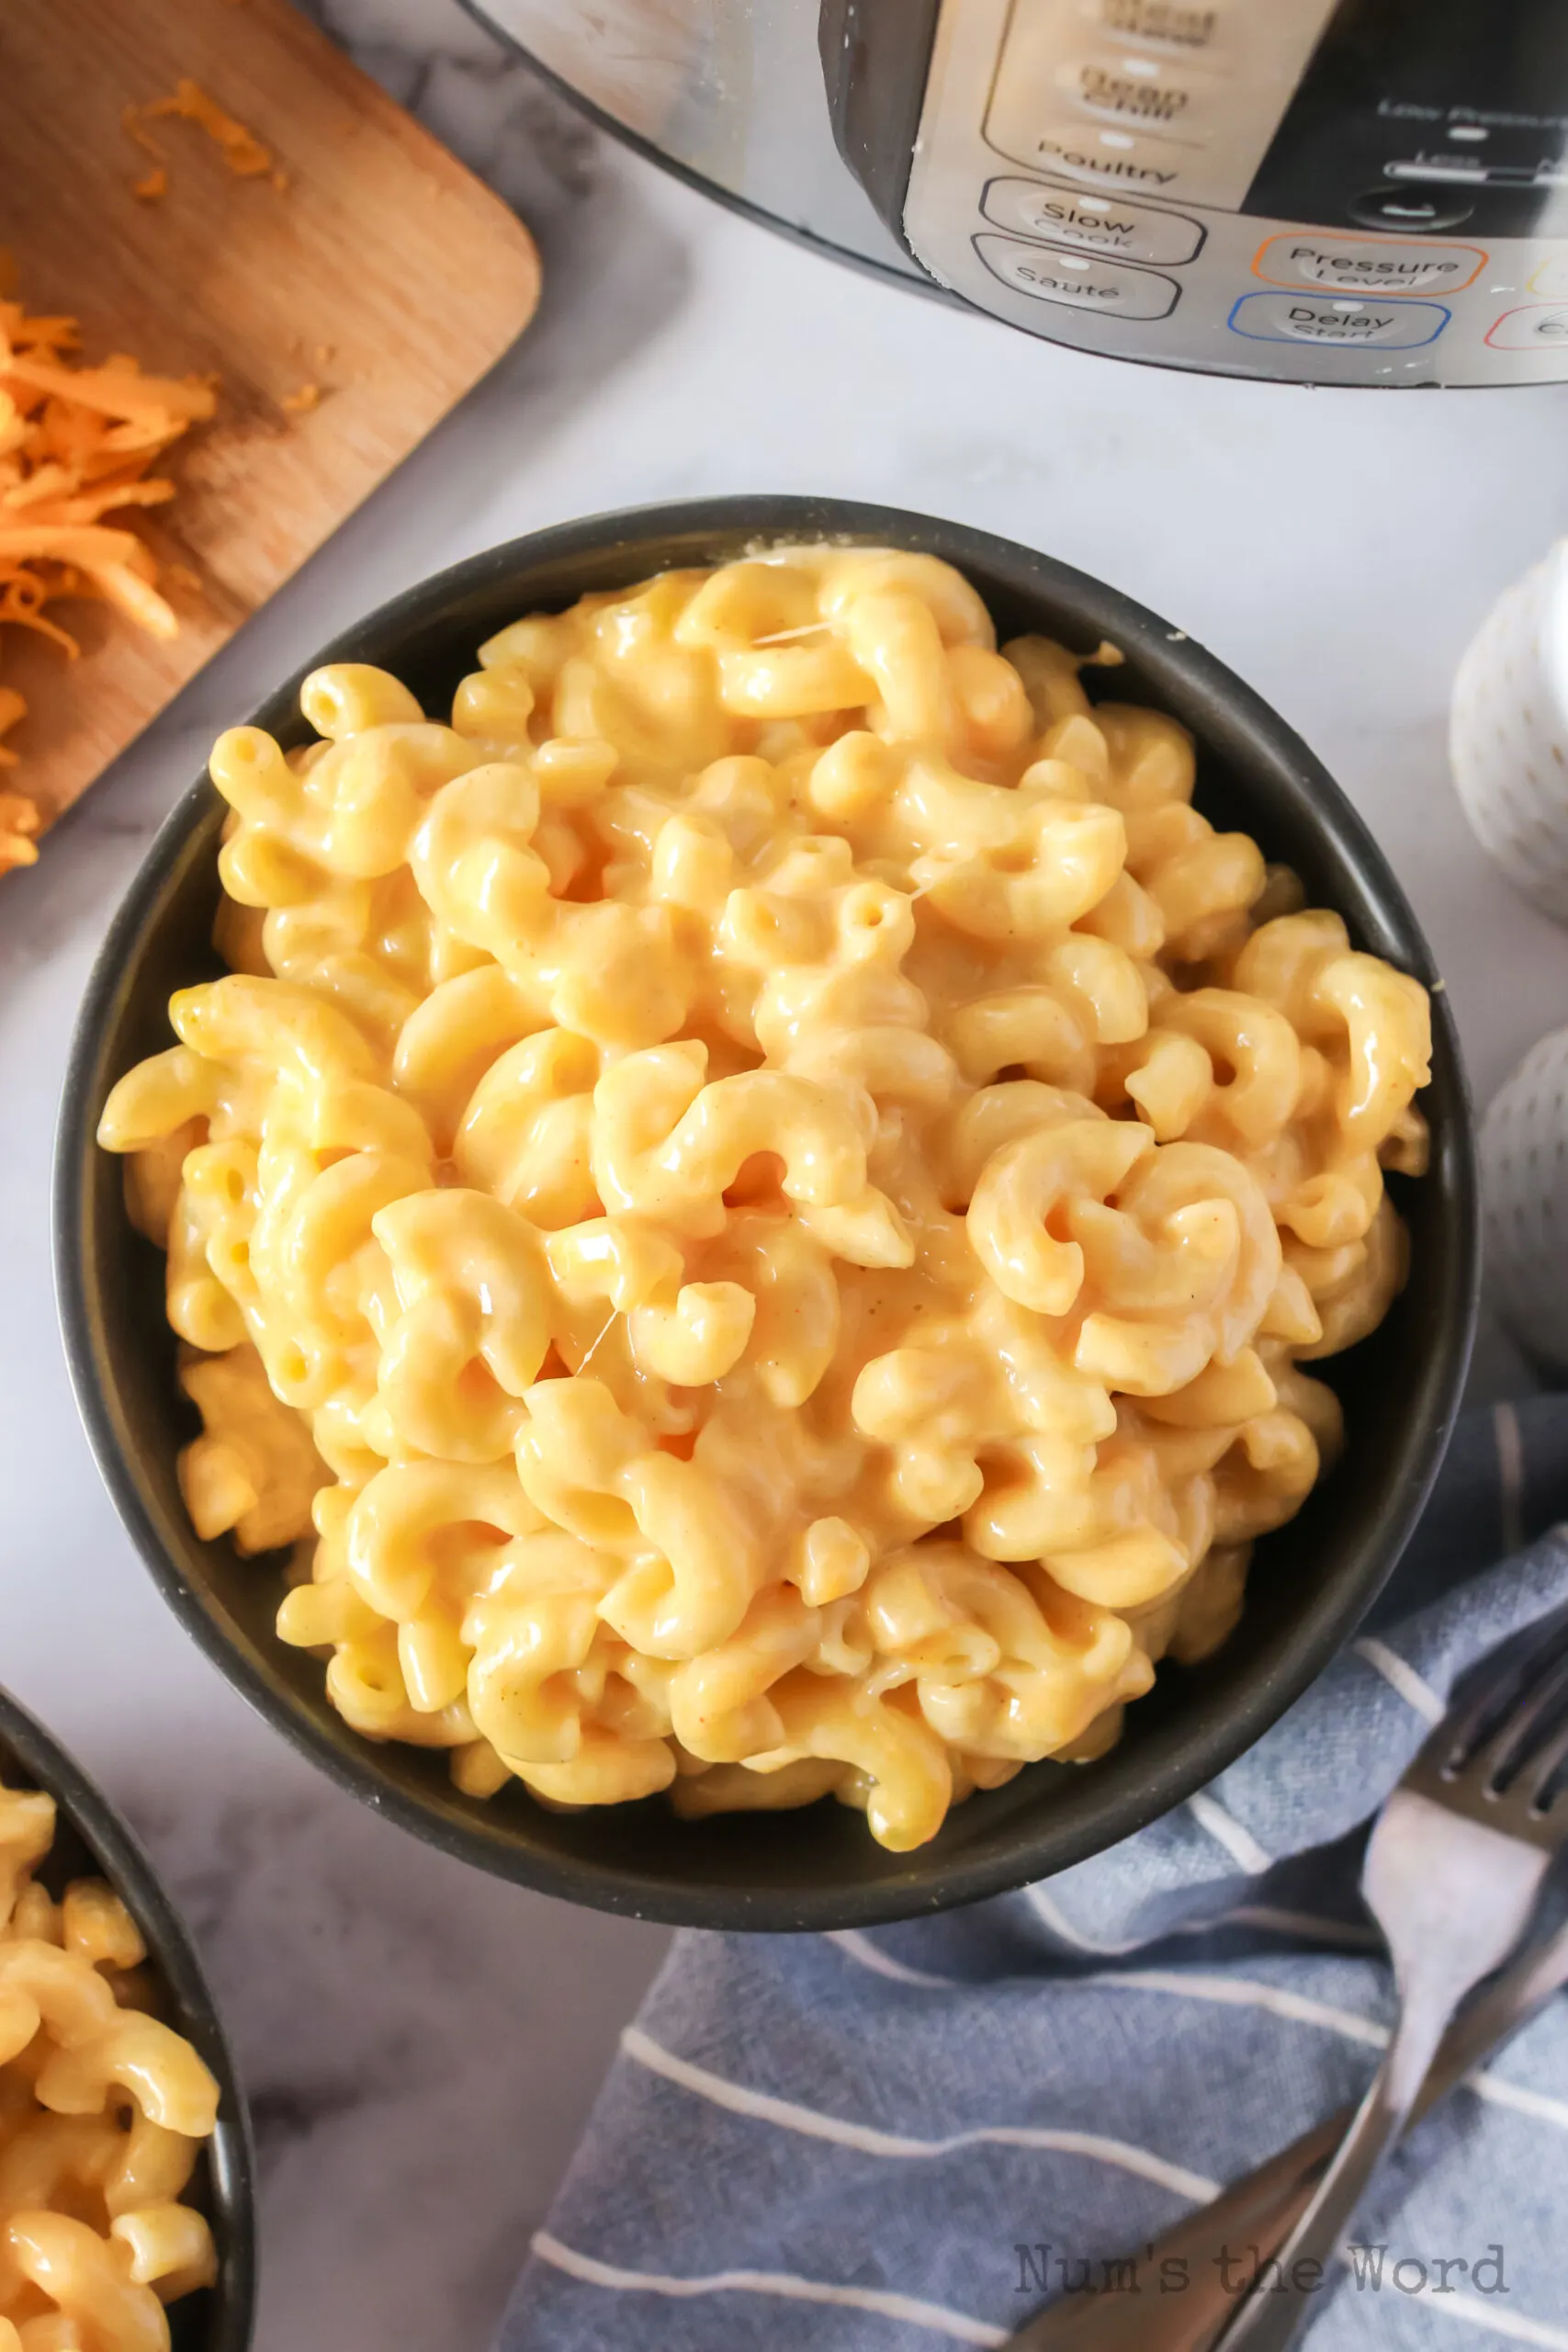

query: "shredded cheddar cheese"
(0, 785), (40, 875)
(137, 80), (275, 181)
(122, 103), (168, 202)
(0, 292), (217, 865)
(124, 83), (287, 199)
(122, 106), (164, 163)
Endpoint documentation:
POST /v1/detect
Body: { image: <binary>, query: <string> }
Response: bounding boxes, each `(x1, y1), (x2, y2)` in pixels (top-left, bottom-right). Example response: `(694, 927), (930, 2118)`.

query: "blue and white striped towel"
(502, 1400), (1568, 2352)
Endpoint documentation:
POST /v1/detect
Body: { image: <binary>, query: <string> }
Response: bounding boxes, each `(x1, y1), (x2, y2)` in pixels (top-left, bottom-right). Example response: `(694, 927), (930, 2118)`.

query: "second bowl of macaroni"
(0, 1682), (254, 2349)
(57, 498), (1477, 1929)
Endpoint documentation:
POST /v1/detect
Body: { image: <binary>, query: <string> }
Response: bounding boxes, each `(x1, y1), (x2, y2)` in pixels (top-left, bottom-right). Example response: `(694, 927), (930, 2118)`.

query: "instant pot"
(467, 0), (1568, 387)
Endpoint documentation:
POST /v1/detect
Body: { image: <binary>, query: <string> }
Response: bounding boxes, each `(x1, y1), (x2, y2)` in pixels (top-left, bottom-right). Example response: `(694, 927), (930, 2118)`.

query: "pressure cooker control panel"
(823, 0), (1568, 385)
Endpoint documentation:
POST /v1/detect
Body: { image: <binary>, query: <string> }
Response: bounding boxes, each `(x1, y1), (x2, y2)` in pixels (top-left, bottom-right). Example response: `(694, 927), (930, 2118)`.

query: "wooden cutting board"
(0, 0), (541, 835)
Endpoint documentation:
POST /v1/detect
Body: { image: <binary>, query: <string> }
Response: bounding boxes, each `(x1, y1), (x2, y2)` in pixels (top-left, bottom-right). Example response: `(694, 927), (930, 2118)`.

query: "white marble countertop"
(4, 5), (1568, 2344)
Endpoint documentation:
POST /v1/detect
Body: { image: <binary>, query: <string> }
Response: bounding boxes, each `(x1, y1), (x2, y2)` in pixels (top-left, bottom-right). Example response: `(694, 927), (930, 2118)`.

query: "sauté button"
(1253, 232), (1484, 296)
(1227, 292), (1449, 347)
(1528, 256), (1568, 298)
(976, 234), (1179, 317)
(1486, 304), (1568, 350)
(982, 177), (1204, 263)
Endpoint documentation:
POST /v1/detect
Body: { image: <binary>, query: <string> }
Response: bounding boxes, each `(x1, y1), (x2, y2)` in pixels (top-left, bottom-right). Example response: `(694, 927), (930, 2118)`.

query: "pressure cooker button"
(1054, 55), (1221, 145)
(1085, 0), (1224, 51)
(1253, 232), (1483, 297)
(1348, 187), (1475, 232)
(1017, 119), (1197, 196)
(1226, 292), (1449, 347)
(982, 178), (1204, 263)
(1529, 256), (1568, 298)
(975, 234), (1179, 318)
(1485, 304), (1568, 350)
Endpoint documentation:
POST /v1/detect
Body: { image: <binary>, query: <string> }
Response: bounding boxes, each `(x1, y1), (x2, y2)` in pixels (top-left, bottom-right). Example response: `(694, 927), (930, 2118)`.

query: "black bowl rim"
(54, 492), (1479, 1929)
(0, 1680), (256, 2348)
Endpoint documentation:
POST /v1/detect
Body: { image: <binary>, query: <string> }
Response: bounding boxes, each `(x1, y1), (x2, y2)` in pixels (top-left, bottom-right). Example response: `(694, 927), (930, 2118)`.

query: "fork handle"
(1001, 2132), (1336, 2352)
(1209, 1999), (1448, 2352)
(1005, 1917), (1568, 2352)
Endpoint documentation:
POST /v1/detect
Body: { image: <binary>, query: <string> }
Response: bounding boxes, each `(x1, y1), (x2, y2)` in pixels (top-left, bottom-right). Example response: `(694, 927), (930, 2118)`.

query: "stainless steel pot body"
(468, 0), (1568, 387)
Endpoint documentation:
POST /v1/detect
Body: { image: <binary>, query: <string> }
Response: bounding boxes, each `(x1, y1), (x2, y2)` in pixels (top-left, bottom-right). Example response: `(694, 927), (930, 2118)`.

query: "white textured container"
(1482, 1024), (1568, 1374)
(1450, 539), (1568, 924)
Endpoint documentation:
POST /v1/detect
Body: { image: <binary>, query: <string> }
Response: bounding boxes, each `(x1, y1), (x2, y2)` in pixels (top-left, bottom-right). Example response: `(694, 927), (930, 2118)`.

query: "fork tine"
(1523, 1712), (1568, 1815)
(1472, 1645), (1568, 1796)
(1435, 1606), (1568, 1777)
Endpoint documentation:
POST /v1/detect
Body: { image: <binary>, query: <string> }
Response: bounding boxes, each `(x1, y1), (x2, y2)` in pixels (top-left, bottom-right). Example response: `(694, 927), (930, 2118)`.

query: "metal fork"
(1213, 1615), (1568, 2351)
(1005, 1905), (1568, 2351)
(1006, 1609), (1568, 2352)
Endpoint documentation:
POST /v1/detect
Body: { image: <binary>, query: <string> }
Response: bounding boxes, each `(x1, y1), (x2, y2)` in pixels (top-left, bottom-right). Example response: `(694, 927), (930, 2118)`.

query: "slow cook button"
(1227, 291), (1449, 347)
(982, 176), (1204, 263)
(1253, 231), (1484, 296)
(976, 234), (1179, 317)
(1527, 256), (1568, 297)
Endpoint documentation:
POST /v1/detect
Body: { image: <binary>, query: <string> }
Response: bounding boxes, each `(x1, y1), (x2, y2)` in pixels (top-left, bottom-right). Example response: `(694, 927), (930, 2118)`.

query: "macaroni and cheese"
(98, 547), (1432, 1850)
(0, 1774), (220, 2347)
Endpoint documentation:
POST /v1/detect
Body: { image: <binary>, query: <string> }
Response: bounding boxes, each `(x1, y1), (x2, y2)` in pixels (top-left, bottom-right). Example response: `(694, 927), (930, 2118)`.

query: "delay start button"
(982, 177), (1204, 264)
(1253, 232), (1484, 296)
(1227, 292), (1448, 348)
(975, 234), (1179, 318)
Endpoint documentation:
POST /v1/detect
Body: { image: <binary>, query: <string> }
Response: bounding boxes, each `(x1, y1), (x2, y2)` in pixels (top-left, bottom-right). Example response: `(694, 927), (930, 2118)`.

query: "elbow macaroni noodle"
(98, 547), (1432, 1851)
(0, 1778), (220, 2350)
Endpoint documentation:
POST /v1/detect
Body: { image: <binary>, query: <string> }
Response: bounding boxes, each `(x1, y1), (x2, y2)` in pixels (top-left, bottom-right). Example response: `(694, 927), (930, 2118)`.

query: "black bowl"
(0, 1683), (254, 2348)
(55, 495), (1478, 1931)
